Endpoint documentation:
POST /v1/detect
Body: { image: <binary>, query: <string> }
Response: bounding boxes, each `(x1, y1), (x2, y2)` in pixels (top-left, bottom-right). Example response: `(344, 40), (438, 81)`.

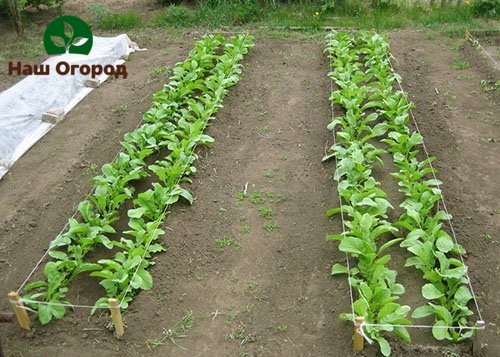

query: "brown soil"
(1, 29), (499, 357)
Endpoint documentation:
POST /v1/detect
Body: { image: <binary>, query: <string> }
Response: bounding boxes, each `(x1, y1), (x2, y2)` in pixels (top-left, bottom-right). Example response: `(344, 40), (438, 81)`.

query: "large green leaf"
(454, 285), (473, 306)
(128, 207), (147, 219)
(331, 263), (348, 275)
(48, 250), (68, 261)
(376, 336), (391, 356)
(422, 283), (444, 300)
(432, 320), (449, 340)
(411, 304), (434, 319)
(38, 304), (53, 325)
(136, 268), (153, 290)
(339, 237), (366, 255)
(393, 326), (411, 343)
(378, 238), (403, 254)
(436, 235), (454, 253)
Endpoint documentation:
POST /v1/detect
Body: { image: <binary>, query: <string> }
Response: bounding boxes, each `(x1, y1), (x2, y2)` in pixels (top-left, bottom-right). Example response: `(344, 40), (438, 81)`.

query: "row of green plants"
(325, 31), (476, 355)
(359, 32), (475, 343)
(22, 33), (254, 325)
(324, 31), (411, 357)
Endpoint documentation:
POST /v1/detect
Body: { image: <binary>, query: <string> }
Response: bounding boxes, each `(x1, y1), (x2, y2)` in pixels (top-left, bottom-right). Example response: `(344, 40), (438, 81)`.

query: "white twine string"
(357, 321), (374, 345)
(10, 299), (37, 313)
(20, 298), (109, 310)
(388, 55), (485, 324)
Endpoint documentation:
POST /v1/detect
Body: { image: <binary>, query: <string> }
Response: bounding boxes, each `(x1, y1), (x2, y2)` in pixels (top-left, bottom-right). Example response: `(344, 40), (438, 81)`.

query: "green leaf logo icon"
(44, 16), (93, 56)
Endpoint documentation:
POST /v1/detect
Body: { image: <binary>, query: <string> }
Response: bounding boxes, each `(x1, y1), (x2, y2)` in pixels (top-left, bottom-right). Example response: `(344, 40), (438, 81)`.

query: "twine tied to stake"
(355, 319), (373, 345)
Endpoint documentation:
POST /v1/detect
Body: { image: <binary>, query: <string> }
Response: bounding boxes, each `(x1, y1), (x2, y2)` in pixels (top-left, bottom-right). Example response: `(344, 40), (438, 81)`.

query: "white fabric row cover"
(0, 34), (140, 179)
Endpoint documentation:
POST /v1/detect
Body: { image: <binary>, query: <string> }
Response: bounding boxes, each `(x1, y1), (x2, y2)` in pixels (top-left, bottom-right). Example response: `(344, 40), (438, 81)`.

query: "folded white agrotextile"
(0, 34), (142, 180)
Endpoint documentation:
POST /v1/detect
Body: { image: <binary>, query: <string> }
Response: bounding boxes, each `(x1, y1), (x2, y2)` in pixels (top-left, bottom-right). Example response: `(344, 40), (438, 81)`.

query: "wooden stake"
(353, 316), (365, 352)
(465, 28), (471, 41)
(7, 292), (31, 330)
(108, 299), (124, 338)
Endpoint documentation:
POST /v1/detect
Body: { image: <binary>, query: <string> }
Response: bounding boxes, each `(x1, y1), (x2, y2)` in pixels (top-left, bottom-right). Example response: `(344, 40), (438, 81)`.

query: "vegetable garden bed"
(9, 33), (254, 330)
(324, 31), (484, 356)
(1, 30), (499, 357)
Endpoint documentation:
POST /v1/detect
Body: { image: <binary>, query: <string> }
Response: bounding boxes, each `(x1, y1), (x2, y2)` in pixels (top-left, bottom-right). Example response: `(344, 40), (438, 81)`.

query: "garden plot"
(1, 30), (500, 357)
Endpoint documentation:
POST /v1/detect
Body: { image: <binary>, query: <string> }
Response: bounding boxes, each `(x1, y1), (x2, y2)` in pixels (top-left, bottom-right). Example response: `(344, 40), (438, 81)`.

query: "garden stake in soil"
(108, 298), (124, 338)
(7, 292), (31, 331)
(353, 316), (365, 352)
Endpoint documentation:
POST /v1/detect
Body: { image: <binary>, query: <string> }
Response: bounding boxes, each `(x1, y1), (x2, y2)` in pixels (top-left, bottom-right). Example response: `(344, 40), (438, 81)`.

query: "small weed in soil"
(276, 323), (288, 333)
(452, 59), (471, 70)
(263, 221), (279, 233)
(215, 237), (241, 250)
(264, 169), (275, 178)
(250, 191), (265, 204)
(236, 190), (246, 201)
(248, 279), (258, 291)
(456, 74), (472, 80)
(259, 207), (274, 219)
(240, 218), (251, 234)
(110, 104), (128, 114)
(147, 311), (194, 349)
(150, 65), (170, 79)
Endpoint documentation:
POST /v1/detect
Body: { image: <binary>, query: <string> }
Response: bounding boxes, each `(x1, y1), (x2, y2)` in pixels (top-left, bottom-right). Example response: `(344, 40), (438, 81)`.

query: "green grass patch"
(452, 59), (471, 70)
(258, 207), (273, 219)
(151, 5), (195, 27)
(88, 3), (142, 30)
(215, 237), (241, 250)
(263, 220), (279, 233)
(250, 191), (265, 204)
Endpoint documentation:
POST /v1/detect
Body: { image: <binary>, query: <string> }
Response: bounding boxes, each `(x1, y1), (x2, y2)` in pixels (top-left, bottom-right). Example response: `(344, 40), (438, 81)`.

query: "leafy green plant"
(276, 323), (288, 332)
(452, 59), (471, 70)
(215, 237), (241, 249)
(263, 220), (279, 233)
(258, 207), (273, 219)
(250, 191), (265, 204)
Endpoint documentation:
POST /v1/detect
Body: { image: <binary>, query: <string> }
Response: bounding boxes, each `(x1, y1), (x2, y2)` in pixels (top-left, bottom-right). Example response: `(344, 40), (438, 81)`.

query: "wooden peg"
(108, 298), (124, 338)
(353, 316), (365, 352)
(7, 292), (31, 330)
(465, 28), (471, 41)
